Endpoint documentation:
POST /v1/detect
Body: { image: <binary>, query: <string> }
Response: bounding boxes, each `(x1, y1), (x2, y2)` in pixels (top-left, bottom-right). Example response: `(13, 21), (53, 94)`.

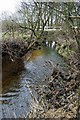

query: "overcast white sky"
(0, 0), (22, 14)
(0, 0), (79, 14)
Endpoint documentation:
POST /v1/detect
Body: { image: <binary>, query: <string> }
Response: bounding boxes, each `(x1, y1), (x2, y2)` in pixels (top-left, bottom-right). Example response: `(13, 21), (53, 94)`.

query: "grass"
(2, 32), (29, 39)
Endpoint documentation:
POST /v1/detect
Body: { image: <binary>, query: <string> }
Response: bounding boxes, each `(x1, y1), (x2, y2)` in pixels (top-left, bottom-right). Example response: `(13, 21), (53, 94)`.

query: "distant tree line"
(1, 1), (80, 55)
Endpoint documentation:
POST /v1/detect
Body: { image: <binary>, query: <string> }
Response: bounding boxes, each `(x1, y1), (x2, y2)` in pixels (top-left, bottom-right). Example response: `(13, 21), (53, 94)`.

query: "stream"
(1, 42), (68, 118)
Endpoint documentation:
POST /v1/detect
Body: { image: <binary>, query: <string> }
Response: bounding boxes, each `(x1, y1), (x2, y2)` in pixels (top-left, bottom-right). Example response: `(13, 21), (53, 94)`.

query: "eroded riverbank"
(1, 31), (80, 119)
(2, 42), (70, 118)
(28, 64), (78, 119)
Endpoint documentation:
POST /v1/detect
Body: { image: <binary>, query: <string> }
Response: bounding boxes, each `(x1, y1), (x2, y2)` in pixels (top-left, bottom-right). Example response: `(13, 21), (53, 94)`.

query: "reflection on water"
(26, 48), (45, 62)
(2, 56), (25, 81)
(1, 42), (65, 118)
(26, 41), (55, 62)
(46, 41), (55, 48)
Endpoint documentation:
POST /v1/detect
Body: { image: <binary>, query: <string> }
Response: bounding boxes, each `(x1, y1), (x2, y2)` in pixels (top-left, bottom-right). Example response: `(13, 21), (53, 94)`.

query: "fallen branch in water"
(25, 80), (38, 104)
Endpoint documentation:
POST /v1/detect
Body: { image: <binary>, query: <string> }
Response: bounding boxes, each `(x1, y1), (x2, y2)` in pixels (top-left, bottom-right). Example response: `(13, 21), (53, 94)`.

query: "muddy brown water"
(2, 56), (25, 81)
(1, 42), (68, 118)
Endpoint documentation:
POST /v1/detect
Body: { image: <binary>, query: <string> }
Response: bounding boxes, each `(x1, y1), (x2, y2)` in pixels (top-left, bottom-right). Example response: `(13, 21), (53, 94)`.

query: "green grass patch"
(2, 32), (28, 39)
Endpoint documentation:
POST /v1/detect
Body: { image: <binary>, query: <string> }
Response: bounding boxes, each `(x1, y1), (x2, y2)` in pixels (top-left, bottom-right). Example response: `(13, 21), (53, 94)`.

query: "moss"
(56, 46), (60, 51)
(62, 51), (70, 58)
(55, 40), (71, 59)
